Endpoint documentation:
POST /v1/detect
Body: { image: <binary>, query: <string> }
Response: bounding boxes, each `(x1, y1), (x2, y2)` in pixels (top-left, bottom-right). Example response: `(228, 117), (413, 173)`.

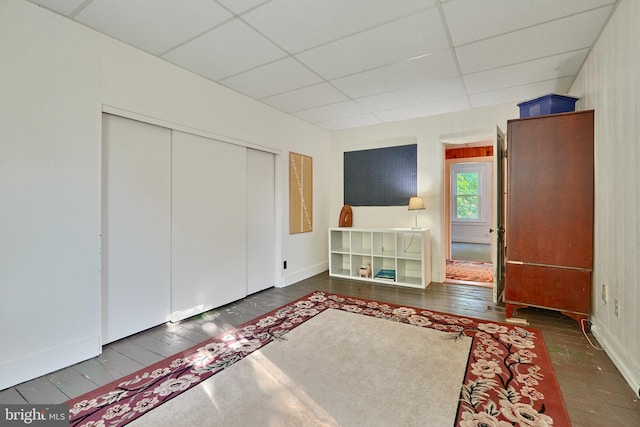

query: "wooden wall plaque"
(289, 152), (312, 234)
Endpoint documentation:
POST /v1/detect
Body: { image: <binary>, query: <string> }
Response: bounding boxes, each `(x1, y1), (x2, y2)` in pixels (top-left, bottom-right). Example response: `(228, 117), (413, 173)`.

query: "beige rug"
(129, 309), (471, 427)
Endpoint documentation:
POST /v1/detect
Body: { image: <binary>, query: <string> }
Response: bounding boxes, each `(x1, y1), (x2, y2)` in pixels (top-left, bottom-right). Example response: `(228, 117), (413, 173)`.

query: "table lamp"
(408, 196), (425, 229)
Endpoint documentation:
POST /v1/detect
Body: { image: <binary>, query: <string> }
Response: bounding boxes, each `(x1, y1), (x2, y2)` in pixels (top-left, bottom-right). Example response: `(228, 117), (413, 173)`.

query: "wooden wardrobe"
(504, 110), (594, 325)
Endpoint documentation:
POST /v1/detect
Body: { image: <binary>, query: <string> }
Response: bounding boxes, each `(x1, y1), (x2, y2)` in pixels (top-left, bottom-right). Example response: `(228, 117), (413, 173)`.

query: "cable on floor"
(580, 318), (603, 351)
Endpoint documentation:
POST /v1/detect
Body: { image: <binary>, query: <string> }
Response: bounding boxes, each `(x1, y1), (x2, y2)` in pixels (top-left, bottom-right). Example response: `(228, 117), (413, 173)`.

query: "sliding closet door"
(247, 149), (276, 294)
(102, 114), (171, 344)
(171, 131), (247, 322)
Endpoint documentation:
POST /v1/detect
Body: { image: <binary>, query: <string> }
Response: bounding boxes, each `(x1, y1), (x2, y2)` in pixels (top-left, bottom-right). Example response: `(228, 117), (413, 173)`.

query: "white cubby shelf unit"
(328, 227), (431, 289)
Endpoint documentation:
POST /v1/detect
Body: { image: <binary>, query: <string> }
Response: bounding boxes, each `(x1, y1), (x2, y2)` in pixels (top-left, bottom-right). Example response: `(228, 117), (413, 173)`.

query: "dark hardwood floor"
(1, 272), (638, 426)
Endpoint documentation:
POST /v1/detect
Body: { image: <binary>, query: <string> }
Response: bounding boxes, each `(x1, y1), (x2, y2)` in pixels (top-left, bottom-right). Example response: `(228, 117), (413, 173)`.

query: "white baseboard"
(431, 270), (445, 283)
(282, 261), (328, 287)
(591, 321), (640, 397)
(451, 238), (491, 244)
(0, 335), (101, 391)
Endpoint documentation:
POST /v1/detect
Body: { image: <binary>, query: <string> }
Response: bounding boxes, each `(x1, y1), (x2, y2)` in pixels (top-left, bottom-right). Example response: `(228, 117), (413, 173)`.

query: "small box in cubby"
(374, 268), (396, 281)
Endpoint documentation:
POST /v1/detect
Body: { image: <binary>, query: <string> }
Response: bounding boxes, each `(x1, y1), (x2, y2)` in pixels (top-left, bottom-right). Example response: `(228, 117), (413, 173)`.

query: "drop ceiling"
(28, 0), (617, 131)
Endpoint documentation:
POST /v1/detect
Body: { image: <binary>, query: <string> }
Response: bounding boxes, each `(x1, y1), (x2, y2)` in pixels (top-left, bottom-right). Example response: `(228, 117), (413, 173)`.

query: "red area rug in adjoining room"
(65, 292), (569, 427)
(446, 259), (494, 283)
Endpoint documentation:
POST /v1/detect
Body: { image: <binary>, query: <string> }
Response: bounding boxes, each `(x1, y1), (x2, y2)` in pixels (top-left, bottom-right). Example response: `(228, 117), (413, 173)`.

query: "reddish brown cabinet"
(504, 110), (594, 324)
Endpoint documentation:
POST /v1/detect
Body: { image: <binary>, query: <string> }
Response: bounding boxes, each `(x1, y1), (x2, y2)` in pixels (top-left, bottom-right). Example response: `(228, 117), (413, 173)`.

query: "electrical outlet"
(601, 284), (607, 302)
(614, 299), (619, 317)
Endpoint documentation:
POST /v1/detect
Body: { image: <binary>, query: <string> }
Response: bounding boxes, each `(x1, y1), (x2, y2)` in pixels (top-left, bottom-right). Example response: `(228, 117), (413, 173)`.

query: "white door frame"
(440, 130), (497, 293)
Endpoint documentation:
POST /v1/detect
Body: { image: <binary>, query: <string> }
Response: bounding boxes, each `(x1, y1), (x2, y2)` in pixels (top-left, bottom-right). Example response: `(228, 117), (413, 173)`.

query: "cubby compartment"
(351, 231), (372, 255)
(330, 229), (350, 252)
(396, 258), (422, 286)
(397, 232), (422, 259)
(373, 232), (396, 257)
(351, 255), (373, 278)
(372, 256), (397, 282)
(330, 252), (351, 276)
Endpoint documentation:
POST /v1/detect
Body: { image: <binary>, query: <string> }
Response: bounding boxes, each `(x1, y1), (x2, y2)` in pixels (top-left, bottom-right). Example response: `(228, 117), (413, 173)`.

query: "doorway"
(443, 143), (494, 287)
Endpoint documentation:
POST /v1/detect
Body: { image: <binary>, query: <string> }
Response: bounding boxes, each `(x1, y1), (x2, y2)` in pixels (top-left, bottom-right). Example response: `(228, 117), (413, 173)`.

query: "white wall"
(570, 0), (640, 395)
(0, 0), (330, 390)
(330, 105), (517, 283)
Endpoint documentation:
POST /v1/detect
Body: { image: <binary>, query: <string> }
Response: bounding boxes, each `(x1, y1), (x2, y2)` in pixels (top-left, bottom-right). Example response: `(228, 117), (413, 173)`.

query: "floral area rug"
(447, 259), (494, 283)
(65, 292), (569, 426)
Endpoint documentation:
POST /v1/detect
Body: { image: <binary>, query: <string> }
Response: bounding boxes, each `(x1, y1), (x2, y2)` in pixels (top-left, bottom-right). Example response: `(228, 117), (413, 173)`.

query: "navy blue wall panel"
(344, 144), (417, 206)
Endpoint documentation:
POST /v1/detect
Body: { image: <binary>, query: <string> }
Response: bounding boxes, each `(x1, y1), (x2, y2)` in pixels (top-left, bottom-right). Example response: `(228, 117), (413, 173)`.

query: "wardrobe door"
(247, 149), (276, 294)
(171, 131), (247, 322)
(102, 114), (171, 344)
(507, 112), (594, 269)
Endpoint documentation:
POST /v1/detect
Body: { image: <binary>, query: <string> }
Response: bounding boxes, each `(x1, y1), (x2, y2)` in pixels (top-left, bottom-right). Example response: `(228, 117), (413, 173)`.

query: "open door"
(492, 127), (506, 304)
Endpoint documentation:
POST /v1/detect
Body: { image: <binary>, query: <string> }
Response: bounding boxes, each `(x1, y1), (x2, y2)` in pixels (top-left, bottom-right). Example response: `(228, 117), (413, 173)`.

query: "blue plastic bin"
(518, 94), (578, 118)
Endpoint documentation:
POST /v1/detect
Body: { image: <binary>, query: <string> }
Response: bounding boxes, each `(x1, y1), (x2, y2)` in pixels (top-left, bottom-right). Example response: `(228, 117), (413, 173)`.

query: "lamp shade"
(408, 196), (425, 211)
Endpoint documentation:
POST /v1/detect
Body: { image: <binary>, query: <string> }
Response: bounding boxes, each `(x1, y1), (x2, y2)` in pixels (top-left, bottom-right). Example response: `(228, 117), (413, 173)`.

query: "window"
(452, 166), (482, 221)
(455, 171), (479, 219)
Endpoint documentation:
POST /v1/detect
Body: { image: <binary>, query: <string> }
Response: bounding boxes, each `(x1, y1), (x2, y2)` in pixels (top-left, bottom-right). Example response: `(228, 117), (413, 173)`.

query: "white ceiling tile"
(75, 0), (233, 55)
(331, 50), (459, 98)
(261, 83), (348, 113)
(375, 96), (471, 122)
(464, 49), (589, 94)
(164, 19), (286, 81)
(217, 0), (268, 15)
(242, 0), (436, 53)
(469, 76), (575, 108)
(220, 57), (323, 99)
(456, 7), (613, 74)
(296, 9), (449, 80)
(292, 101), (370, 123)
(315, 114), (383, 131)
(28, 0), (86, 15)
(444, 0), (615, 46)
(357, 78), (467, 112)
